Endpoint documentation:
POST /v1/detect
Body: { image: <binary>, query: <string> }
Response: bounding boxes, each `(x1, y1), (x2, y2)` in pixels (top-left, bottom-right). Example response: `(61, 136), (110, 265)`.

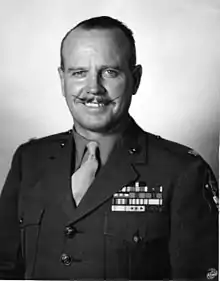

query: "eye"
(102, 69), (119, 78)
(72, 70), (87, 78)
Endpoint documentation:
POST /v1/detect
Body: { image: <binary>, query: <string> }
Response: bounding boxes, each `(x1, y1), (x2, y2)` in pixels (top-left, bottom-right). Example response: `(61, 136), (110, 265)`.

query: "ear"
(132, 64), (142, 95)
(58, 67), (65, 97)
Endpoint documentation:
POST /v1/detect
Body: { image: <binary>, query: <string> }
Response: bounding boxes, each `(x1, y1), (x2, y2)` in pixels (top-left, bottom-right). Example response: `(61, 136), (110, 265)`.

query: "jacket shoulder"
(23, 130), (72, 145)
(152, 134), (198, 155)
(144, 131), (218, 189)
(16, 130), (72, 155)
(146, 131), (205, 167)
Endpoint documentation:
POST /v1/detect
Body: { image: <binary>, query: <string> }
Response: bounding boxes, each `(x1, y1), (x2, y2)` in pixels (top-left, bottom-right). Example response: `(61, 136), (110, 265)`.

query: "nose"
(86, 73), (104, 95)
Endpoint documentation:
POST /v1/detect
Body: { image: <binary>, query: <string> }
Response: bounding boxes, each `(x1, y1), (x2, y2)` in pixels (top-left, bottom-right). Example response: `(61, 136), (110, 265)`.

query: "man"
(0, 16), (218, 280)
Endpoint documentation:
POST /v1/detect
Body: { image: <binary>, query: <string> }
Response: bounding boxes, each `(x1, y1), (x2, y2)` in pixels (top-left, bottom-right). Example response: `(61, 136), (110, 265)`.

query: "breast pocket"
(104, 210), (170, 279)
(19, 205), (45, 278)
(106, 211), (169, 242)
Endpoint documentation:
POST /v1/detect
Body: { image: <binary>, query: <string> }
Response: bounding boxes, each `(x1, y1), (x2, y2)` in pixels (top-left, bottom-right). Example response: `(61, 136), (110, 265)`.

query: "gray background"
(0, 0), (219, 192)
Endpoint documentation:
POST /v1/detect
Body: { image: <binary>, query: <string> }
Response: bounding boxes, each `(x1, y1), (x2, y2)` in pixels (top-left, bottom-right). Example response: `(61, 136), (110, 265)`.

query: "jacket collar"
(64, 118), (148, 224)
(40, 120), (149, 224)
(120, 117), (147, 164)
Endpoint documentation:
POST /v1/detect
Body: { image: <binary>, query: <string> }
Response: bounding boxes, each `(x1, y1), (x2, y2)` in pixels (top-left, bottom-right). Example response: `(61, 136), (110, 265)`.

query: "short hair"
(60, 16), (136, 70)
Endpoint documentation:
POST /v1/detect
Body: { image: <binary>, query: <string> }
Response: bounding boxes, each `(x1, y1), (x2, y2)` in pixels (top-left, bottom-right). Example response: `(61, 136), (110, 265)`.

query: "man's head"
(58, 16), (142, 137)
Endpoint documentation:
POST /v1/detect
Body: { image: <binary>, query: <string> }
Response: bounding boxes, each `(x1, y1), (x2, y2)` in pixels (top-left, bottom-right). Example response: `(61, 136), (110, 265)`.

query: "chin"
(75, 118), (114, 133)
(85, 122), (111, 133)
(74, 112), (124, 133)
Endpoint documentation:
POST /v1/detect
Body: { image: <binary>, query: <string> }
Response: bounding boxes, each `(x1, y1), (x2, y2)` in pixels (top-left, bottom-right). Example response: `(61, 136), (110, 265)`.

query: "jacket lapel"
(66, 120), (148, 224)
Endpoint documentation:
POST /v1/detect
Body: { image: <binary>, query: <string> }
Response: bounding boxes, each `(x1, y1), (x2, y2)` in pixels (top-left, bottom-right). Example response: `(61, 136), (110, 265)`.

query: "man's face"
(59, 27), (142, 134)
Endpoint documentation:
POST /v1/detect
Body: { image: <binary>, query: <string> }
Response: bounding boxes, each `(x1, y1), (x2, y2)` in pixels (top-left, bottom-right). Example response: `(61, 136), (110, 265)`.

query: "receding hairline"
(60, 17), (137, 70)
(62, 26), (131, 54)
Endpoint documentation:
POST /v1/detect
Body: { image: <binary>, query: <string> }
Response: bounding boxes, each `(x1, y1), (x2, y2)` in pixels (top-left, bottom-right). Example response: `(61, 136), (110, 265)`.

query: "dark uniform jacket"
(0, 119), (218, 280)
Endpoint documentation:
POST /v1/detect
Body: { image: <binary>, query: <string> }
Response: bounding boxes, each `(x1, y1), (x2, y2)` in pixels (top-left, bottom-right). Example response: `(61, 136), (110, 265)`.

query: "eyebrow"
(67, 65), (122, 73)
(100, 65), (122, 70)
(67, 67), (87, 73)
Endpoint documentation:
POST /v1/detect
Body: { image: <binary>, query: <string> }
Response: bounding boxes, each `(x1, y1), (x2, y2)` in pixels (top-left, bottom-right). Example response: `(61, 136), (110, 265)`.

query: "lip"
(84, 101), (105, 108)
(80, 101), (110, 112)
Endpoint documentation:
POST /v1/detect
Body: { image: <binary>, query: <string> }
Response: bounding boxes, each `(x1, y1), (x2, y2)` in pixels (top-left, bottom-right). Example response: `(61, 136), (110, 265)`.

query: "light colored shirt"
(72, 129), (120, 172)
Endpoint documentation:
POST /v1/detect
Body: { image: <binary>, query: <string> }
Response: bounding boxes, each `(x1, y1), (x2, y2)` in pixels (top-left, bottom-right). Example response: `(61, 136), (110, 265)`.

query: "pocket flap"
(19, 206), (45, 227)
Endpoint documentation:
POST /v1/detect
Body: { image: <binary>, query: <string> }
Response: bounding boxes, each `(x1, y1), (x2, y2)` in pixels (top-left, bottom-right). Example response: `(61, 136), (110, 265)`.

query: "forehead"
(62, 27), (131, 66)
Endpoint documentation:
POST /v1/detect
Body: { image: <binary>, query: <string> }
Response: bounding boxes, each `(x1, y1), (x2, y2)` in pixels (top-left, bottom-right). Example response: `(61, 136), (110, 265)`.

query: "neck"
(74, 115), (131, 141)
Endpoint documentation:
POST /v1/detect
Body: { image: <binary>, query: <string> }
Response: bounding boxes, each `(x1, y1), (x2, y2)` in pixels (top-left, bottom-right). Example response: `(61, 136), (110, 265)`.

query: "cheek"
(105, 79), (128, 97)
(64, 79), (84, 96)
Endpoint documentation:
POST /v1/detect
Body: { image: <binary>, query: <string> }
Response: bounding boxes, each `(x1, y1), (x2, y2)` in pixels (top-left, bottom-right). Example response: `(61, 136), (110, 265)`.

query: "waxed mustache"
(72, 94), (121, 105)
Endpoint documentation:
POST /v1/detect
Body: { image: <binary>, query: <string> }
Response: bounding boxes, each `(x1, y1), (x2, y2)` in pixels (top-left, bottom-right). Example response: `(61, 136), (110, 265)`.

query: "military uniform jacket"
(0, 120), (218, 280)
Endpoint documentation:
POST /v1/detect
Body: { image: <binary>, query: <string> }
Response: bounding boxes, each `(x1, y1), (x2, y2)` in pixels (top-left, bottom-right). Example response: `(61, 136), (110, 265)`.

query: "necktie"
(71, 141), (99, 206)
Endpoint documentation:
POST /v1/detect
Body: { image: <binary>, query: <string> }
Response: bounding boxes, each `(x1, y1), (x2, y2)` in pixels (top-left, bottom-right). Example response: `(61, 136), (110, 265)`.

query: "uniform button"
(129, 148), (137, 154)
(60, 142), (65, 147)
(60, 253), (72, 266)
(133, 231), (142, 243)
(64, 226), (77, 238)
(133, 235), (139, 243)
(19, 217), (23, 224)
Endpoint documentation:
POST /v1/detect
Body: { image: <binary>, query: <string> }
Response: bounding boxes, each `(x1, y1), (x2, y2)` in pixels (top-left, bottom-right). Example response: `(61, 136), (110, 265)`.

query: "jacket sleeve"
(0, 146), (25, 279)
(170, 157), (218, 280)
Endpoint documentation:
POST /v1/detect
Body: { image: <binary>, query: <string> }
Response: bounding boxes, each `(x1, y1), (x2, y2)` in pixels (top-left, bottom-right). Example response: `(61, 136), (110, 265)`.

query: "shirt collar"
(72, 129), (89, 171)
(72, 127), (120, 170)
(72, 116), (132, 170)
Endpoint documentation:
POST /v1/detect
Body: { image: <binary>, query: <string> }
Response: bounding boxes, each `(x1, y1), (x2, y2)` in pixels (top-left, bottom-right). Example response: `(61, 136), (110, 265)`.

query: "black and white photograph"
(0, 0), (219, 280)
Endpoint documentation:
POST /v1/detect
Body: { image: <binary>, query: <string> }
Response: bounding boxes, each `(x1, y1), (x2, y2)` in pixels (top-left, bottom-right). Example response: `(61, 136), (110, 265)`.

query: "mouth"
(73, 95), (117, 109)
(84, 101), (105, 108)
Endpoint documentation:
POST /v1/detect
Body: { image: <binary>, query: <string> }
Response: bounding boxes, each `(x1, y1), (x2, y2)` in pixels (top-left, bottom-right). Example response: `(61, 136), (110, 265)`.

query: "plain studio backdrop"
(0, 0), (219, 191)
